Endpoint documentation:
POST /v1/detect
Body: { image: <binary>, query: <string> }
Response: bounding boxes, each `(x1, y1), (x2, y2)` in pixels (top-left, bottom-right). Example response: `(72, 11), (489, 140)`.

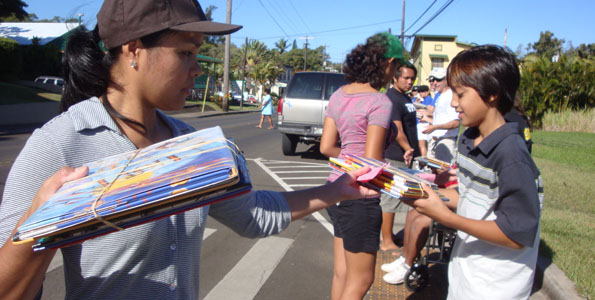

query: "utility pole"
(222, 0), (232, 111)
(241, 37), (247, 109)
(400, 0), (405, 46)
(299, 36), (313, 71)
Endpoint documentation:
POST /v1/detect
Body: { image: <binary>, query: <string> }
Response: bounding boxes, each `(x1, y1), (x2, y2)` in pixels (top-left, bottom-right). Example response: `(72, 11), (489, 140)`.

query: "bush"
(519, 55), (595, 128)
(0, 37), (23, 80)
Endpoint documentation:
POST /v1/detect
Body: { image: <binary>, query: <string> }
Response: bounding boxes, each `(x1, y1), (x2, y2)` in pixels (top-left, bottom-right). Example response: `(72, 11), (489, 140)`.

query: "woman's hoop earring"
(130, 60), (137, 68)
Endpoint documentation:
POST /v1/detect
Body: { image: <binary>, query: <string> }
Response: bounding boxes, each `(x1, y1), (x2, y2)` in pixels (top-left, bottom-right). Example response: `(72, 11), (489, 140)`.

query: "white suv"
(277, 72), (347, 155)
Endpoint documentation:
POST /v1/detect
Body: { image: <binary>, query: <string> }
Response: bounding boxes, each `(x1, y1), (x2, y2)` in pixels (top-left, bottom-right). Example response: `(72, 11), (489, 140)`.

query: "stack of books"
(415, 156), (452, 170)
(13, 126), (251, 251)
(329, 154), (447, 201)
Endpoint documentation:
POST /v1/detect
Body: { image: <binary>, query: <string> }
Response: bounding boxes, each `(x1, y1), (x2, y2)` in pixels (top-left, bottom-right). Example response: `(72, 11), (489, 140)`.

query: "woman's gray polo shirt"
(0, 98), (291, 299)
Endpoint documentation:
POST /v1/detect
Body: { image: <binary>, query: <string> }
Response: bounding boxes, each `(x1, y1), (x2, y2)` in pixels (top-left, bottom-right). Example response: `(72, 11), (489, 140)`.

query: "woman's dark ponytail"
(60, 25), (113, 112)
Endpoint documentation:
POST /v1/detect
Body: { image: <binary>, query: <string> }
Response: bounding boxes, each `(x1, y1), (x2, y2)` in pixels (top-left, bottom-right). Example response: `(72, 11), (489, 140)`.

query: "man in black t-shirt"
(384, 64), (421, 166)
(379, 63), (421, 252)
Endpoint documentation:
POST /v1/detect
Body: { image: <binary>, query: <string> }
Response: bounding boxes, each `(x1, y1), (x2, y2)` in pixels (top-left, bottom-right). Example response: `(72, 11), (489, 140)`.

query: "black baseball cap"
(97, 0), (243, 49)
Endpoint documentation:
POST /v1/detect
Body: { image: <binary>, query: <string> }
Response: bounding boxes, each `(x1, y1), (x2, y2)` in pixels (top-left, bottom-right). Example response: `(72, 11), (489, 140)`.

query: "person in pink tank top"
(320, 32), (405, 300)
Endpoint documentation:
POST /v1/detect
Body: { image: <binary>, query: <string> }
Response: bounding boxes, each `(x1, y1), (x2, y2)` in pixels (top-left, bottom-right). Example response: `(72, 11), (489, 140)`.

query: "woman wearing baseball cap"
(0, 1), (378, 299)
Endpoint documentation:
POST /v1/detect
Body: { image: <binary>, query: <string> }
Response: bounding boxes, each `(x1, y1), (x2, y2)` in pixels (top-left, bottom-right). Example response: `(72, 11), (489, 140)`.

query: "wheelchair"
(404, 220), (457, 292)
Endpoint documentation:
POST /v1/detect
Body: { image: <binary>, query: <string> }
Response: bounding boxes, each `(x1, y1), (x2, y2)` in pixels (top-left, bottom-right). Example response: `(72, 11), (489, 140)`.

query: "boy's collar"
(462, 123), (517, 155)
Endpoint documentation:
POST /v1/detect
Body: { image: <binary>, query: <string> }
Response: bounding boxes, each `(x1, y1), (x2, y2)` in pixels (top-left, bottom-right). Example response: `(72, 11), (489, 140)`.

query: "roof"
(0, 22), (79, 45)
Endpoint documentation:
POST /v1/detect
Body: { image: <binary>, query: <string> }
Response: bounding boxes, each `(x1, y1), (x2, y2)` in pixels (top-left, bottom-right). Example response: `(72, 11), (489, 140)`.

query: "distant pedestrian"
(256, 88), (274, 129)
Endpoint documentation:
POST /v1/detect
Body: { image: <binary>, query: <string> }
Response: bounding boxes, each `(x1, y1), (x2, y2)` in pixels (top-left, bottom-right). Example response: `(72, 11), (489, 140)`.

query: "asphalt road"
(0, 112), (341, 300)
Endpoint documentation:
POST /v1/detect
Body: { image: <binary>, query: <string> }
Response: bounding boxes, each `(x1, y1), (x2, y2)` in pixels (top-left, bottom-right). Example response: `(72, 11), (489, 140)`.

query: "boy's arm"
(411, 184), (523, 249)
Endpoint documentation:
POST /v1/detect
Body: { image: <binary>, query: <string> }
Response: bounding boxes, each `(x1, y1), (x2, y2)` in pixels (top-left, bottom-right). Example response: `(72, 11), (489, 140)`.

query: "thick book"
(13, 126), (251, 251)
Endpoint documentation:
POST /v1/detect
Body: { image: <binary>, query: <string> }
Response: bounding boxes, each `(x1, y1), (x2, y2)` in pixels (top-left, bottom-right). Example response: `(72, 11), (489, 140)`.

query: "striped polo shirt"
(448, 123), (544, 300)
(0, 97), (291, 299)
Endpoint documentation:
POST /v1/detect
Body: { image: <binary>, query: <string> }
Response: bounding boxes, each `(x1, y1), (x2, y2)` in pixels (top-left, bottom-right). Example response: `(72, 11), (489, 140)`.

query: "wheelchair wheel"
(405, 264), (429, 292)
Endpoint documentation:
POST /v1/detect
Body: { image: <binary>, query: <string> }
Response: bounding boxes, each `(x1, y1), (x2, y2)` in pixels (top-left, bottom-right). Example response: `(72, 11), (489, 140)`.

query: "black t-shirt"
(504, 109), (532, 153)
(384, 87), (420, 162)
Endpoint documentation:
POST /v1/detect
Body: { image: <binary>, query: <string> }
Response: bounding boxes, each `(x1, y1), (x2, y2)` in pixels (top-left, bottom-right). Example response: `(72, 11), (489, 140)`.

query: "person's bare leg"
(419, 140), (427, 157)
(380, 212), (399, 252)
(402, 212), (431, 267)
(331, 237), (347, 300)
(267, 115), (274, 129)
(340, 250), (376, 300)
(256, 114), (264, 128)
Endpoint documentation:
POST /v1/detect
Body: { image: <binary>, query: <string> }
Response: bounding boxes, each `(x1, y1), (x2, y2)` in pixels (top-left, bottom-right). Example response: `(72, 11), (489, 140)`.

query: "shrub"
(519, 55), (595, 128)
(0, 37), (23, 80)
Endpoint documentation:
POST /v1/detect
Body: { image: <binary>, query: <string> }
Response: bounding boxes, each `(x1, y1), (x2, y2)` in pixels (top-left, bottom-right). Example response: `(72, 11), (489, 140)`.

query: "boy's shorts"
(326, 198), (381, 253)
(417, 122), (430, 141)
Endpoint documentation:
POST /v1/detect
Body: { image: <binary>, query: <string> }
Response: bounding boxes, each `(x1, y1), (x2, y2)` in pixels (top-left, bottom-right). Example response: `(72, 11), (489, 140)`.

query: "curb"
(536, 254), (587, 300)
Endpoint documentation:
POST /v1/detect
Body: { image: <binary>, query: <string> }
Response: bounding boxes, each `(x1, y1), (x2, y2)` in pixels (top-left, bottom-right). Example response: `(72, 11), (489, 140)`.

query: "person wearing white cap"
(422, 67), (460, 163)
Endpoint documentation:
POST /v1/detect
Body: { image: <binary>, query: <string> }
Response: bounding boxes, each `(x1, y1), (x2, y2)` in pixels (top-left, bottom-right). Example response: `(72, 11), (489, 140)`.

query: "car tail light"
(277, 97), (284, 115)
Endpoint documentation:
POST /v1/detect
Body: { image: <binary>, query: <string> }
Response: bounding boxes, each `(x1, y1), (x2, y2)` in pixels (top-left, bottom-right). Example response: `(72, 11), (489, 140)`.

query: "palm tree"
(275, 38), (289, 54)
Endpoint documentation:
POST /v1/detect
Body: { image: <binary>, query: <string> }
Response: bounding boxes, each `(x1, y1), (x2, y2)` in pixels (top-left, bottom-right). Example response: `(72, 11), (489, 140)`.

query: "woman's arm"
(364, 124), (388, 160)
(0, 166), (88, 300)
(320, 117), (341, 158)
(285, 166), (379, 221)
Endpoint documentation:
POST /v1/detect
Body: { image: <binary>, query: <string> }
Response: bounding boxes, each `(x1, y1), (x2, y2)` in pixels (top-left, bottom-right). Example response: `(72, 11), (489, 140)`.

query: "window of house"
(434, 44), (442, 51)
(431, 57), (444, 68)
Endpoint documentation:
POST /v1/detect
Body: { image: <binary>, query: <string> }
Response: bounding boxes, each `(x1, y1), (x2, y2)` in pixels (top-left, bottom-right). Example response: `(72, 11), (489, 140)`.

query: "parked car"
(35, 76), (64, 87)
(34, 76), (64, 93)
(276, 72), (347, 155)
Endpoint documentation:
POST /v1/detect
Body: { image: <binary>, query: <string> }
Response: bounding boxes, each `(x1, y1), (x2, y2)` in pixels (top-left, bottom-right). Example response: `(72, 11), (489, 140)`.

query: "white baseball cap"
(428, 67), (447, 80)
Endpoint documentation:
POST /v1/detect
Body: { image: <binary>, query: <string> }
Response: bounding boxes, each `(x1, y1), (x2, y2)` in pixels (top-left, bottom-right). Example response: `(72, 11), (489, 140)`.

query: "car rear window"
(287, 73), (324, 100)
(325, 74), (347, 100)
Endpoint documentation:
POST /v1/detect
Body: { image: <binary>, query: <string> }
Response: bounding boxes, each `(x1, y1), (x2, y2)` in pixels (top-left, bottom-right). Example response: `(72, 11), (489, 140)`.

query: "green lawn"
(532, 130), (595, 299)
(0, 81), (61, 104)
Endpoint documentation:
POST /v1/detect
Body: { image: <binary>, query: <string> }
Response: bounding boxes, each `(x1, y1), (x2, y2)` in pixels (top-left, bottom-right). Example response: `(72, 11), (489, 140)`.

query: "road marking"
(203, 236), (293, 300)
(280, 177), (329, 180)
(46, 228), (218, 274)
(273, 170), (330, 173)
(252, 158), (333, 234)
(267, 165), (328, 169)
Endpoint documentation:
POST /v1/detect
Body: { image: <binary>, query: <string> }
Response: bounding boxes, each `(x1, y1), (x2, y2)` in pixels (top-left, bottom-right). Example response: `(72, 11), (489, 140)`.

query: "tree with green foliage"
(274, 38), (289, 54)
(292, 39), (298, 50)
(0, 0), (28, 20)
(527, 31), (565, 59)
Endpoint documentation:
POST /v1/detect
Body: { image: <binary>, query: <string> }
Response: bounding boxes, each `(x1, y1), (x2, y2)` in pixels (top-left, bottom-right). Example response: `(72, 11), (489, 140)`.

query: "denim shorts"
(326, 198), (381, 253)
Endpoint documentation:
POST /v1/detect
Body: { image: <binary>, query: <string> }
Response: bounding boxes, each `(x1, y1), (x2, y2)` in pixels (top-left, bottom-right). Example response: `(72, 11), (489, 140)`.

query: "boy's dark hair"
(394, 62), (417, 79)
(264, 87), (271, 94)
(342, 33), (399, 90)
(447, 44), (520, 115)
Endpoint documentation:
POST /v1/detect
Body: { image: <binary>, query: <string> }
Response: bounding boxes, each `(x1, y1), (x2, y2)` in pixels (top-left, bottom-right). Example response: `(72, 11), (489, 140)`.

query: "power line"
(409, 0), (455, 37)
(404, 0), (437, 33)
(254, 17), (402, 41)
(257, 0), (288, 36)
(289, 0), (313, 34)
(266, 0), (300, 35)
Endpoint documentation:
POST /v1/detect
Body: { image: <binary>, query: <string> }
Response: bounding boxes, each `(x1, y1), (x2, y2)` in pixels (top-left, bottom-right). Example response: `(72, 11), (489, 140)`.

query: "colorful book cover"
(14, 126), (251, 248)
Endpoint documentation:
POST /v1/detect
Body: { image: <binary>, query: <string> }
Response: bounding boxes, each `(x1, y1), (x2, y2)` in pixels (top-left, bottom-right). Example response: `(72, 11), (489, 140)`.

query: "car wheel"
(282, 134), (299, 156)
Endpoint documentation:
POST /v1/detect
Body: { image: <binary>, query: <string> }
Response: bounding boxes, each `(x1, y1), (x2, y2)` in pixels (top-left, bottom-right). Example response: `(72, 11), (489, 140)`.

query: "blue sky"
(24, 0), (595, 62)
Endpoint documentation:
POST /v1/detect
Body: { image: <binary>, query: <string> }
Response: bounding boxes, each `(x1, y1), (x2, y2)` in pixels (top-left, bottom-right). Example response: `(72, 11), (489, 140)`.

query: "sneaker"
(381, 256), (405, 273)
(382, 263), (410, 285)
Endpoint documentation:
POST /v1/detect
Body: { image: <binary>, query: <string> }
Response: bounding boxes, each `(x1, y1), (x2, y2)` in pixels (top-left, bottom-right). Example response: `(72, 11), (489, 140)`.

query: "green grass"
(532, 130), (595, 299)
(0, 81), (61, 104)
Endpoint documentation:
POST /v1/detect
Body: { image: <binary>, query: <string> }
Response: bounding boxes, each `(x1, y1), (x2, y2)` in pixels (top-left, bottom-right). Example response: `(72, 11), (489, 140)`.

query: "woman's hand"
(333, 165), (380, 201)
(26, 166), (89, 216)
